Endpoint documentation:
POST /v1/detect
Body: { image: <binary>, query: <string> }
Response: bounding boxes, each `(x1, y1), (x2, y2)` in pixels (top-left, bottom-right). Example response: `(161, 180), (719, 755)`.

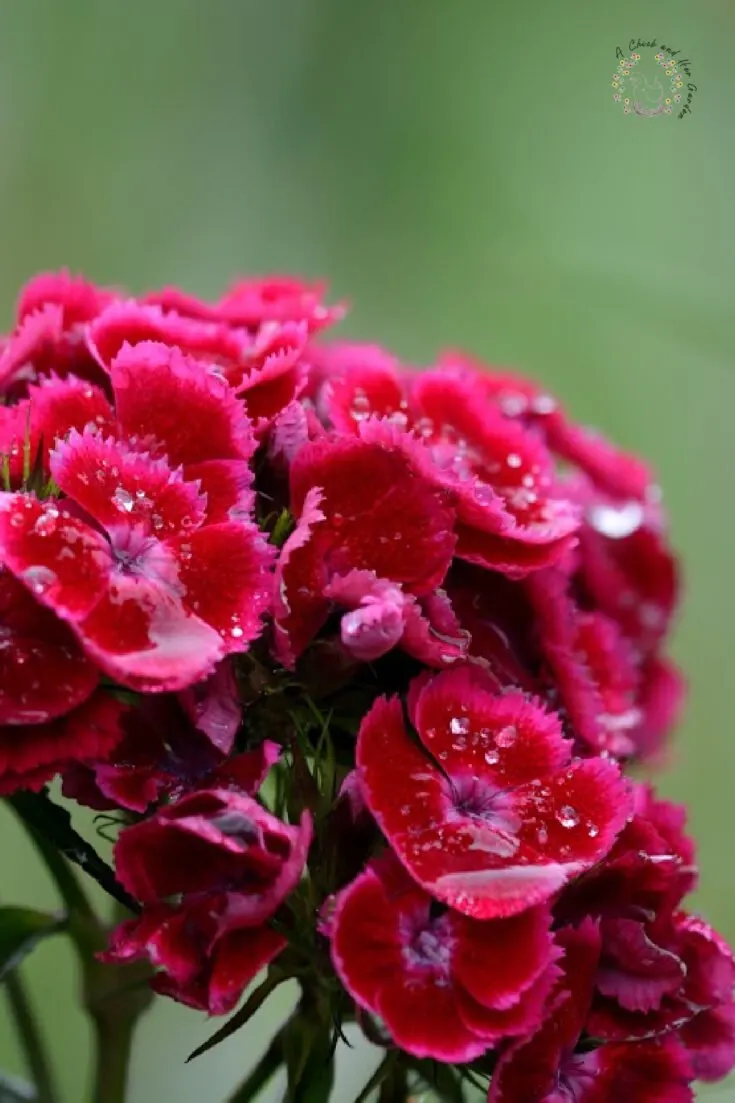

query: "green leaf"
(270, 509), (294, 548)
(283, 1018), (334, 1103)
(353, 1055), (396, 1103)
(6, 790), (139, 914)
(186, 973), (286, 1062)
(405, 1059), (465, 1103)
(0, 1070), (36, 1101)
(0, 907), (65, 982)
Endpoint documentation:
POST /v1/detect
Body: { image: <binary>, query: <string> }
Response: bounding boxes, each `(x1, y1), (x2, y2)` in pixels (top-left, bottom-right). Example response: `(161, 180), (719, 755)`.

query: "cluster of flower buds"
(1, 270), (732, 1101)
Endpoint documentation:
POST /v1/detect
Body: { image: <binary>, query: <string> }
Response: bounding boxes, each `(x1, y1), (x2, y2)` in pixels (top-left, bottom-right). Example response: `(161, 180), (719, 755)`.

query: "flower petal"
(412, 665), (571, 785)
(111, 341), (255, 466)
(0, 693), (125, 797)
(78, 573), (224, 691)
(0, 493), (112, 619)
(168, 523), (273, 650)
(50, 430), (206, 537)
(0, 567), (98, 725)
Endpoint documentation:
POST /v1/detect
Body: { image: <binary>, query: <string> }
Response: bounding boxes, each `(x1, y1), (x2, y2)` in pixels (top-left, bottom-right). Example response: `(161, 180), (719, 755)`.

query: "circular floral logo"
(612, 49), (684, 117)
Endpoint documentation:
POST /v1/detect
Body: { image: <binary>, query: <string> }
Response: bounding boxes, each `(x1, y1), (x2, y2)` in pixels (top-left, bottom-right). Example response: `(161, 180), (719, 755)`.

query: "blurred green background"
(1, 0), (734, 1099)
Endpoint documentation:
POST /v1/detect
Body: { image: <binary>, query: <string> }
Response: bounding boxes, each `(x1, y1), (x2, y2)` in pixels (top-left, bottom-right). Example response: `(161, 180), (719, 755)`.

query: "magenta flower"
(356, 666), (630, 919)
(0, 566), (123, 793)
(331, 853), (558, 1061)
(105, 786), (312, 1013)
(490, 922), (696, 1103)
(0, 270), (730, 1103)
(0, 343), (272, 690)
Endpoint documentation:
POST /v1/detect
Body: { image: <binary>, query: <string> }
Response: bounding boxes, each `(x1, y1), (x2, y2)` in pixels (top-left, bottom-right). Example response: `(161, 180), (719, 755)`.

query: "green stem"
(20, 820), (97, 924)
(9, 803), (151, 1103)
(226, 1030), (284, 1103)
(89, 1006), (137, 1103)
(378, 1062), (408, 1103)
(84, 902), (152, 1103)
(3, 969), (60, 1103)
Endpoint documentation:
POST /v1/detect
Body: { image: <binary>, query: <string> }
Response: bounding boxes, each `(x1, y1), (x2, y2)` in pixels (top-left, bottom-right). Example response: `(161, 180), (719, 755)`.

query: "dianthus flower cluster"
(1, 270), (731, 1102)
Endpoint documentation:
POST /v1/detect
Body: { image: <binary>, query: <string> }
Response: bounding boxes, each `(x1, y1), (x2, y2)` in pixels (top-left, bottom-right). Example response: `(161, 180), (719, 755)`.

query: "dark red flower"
(0, 565), (124, 793)
(0, 692), (125, 797)
(104, 788), (312, 1013)
(589, 912), (735, 1052)
(557, 784), (698, 927)
(489, 921), (696, 1103)
(273, 430), (459, 666)
(331, 852), (558, 1061)
(104, 902), (286, 1015)
(437, 352), (653, 501)
(315, 348), (580, 576)
(61, 665), (278, 813)
(527, 569), (684, 760)
(357, 666), (629, 919)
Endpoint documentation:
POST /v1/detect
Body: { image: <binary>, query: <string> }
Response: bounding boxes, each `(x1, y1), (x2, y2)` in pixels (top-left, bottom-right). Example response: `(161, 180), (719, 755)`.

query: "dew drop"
(587, 824), (600, 839)
(484, 748), (500, 765)
(351, 390), (370, 418)
(231, 625), (244, 638)
(531, 394), (557, 415)
(587, 500), (644, 540)
(496, 725), (518, 749)
(113, 487), (135, 513)
(22, 565), (57, 595)
(506, 453), (522, 469)
(537, 826), (549, 845)
(557, 805), (580, 829)
(34, 509), (59, 537)
(450, 716), (470, 736)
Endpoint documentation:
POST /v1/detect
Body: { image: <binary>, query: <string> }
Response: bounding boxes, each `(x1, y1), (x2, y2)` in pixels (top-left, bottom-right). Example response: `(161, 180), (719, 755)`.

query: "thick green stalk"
(226, 1030), (285, 1102)
(8, 801), (151, 1103)
(3, 968), (60, 1103)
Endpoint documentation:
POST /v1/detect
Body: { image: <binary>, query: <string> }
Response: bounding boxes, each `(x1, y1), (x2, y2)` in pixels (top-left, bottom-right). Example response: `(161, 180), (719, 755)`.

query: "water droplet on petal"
(33, 508), (59, 537)
(113, 487), (135, 513)
(537, 826), (549, 845)
(587, 824), (600, 838)
(22, 565), (57, 595)
(531, 394), (557, 415)
(587, 500), (644, 540)
(484, 748), (500, 765)
(231, 625), (244, 638)
(557, 805), (580, 829)
(496, 725), (518, 749)
(450, 717), (470, 736)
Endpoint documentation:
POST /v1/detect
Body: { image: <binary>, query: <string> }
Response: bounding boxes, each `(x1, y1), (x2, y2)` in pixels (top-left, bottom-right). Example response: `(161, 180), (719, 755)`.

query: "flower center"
(400, 910), (455, 980)
(555, 1052), (599, 1101)
(109, 525), (183, 593)
(451, 775), (521, 832)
